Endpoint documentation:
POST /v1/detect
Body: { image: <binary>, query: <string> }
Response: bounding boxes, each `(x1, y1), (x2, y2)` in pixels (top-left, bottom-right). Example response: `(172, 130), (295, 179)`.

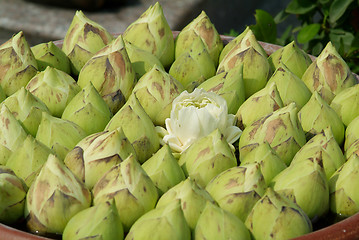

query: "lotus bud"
(238, 102), (306, 165)
(36, 112), (87, 160)
(93, 154), (158, 232)
(63, 200), (124, 240)
(156, 178), (215, 230)
(31, 41), (71, 74)
(345, 138), (359, 160)
(125, 200), (191, 240)
(105, 94), (160, 163)
(194, 202), (251, 240)
(298, 91), (345, 145)
(26, 66), (81, 117)
(62, 10), (114, 75)
(245, 188), (312, 240)
(62, 82), (112, 135)
(123, 2), (174, 68)
(205, 163), (267, 222)
(0, 85), (5, 103)
(0, 166), (28, 225)
(268, 41), (312, 78)
(142, 144), (185, 195)
(302, 42), (357, 104)
(6, 134), (54, 187)
(198, 63), (245, 114)
(344, 115), (359, 152)
(291, 127), (345, 181)
(240, 141), (287, 184)
(0, 104), (27, 165)
(169, 37), (216, 92)
(24, 154), (92, 235)
(235, 81), (283, 129)
(77, 35), (136, 114)
(132, 65), (185, 126)
(65, 128), (136, 190)
(1, 87), (50, 136)
(0, 31), (38, 96)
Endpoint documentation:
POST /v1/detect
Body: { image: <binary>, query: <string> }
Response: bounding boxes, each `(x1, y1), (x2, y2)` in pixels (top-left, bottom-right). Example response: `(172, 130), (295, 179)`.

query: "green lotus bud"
(194, 202), (251, 240)
(77, 35), (136, 114)
(36, 112), (87, 160)
(245, 188), (312, 240)
(0, 31), (38, 96)
(123, 2), (174, 68)
(344, 115), (359, 152)
(24, 154), (91, 235)
(302, 42), (357, 104)
(6, 134), (54, 187)
(240, 141), (287, 184)
(26, 66), (81, 117)
(235, 81), (284, 129)
(93, 154), (158, 232)
(175, 11), (223, 66)
(142, 144), (185, 195)
(178, 129), (237, 188)
(169, 37), (216, 92)
(105, 94), (160, 163)
(62, 82), (112, 135)
(156, 178), (215, 230)
(0, 85), (5, 103)
(62, 10), (114, 75)
(345, 138), (359, 160)
(266, 63), (312, 109)
(205, 163), (267, 222)
(1, 87), (50, 136)
(298, 91), (345, 145)
(291, 127), (345, 181)
(63, 200), (124, 240)
(0, 166), (27, 225)
(125, 200), (191, 240)
(132, 65), (184, 126)
(268, 41), (312, 78)
(239, 102), (306, 165)
(31, 41), (71, 74)
(65, 128), (136, 190)
(0, 104), (27, 165)
(198, 63), (245, 114)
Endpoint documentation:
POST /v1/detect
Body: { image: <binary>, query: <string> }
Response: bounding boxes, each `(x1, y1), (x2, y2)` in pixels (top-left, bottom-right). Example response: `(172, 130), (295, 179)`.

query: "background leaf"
(250, 9), (277, 43)
(329, 0), (354, 23)
(297, 23), (321, 43)
(286, 0), (317, 14)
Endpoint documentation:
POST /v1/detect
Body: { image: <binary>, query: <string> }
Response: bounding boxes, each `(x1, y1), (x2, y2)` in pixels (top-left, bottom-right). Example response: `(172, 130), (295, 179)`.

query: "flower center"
(180, 97), (216, 109)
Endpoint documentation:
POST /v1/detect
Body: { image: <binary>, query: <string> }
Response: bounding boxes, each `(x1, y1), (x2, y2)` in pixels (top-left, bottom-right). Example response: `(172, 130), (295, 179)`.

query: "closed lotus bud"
(205, 163), (267, 222)
(105, 94), (160, 163)
(77, 35), (136, 114)
(298, 91), (345, 145)
(0, 31), (38, 96)
(142, 144), (185, 195)
(24, 154), (92, 235)
(125, 200), (191, 240)
(93, 154), (159, 232)
(345, 138), (359, 160)
(6, 134), (54, 187)
(36, 112), (87, 160)
(195, 202), (251, 240)
(268, 41), (312, 78)
(169, 37), (216, 92)
(198, 63), (245, 114)
(64, 128), (136, 190)
(156, 178), (215, 230)
(0, 86), (5, 103)
(132, 65), (184, 126)
(344, 115), (359, 152)
(31, 41), (71, 74)
(123, 2), (174, 68)
(236, 81), (284, 129)
(63, 200), (124, 240)
(26, 66), (81, 117)
(62, 82), (112, 135)
(302, 42), (357, 104)
(245, 188), (312, 240)
(239, 102), (306, 165)
(0, 166), (28, 225)
(62, 10), (114, 75)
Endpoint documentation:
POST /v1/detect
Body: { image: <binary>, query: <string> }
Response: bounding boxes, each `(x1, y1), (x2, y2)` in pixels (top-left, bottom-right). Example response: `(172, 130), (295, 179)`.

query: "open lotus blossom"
(159, 88), (242, 153)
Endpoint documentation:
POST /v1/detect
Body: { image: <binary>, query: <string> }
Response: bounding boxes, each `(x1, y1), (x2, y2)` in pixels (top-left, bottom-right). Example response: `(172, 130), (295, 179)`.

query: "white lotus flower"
(161, 88), (242, 153)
